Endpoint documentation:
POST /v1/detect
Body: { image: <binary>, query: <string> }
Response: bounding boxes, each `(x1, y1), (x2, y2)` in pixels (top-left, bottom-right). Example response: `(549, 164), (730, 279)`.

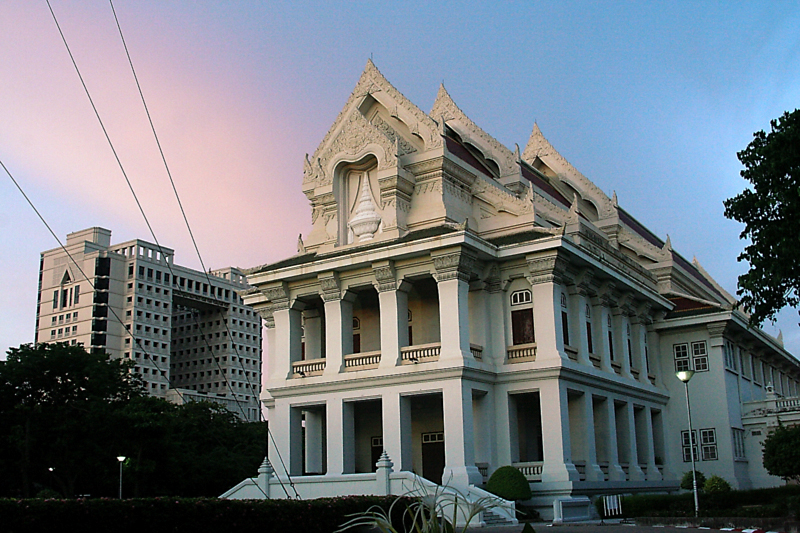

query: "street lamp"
(676, 370), (699, 518)
(117, 456), (126, 499)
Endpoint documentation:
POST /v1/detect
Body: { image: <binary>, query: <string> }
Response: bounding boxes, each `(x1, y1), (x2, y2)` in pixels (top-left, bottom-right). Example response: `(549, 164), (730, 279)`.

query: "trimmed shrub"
(486, 466), (532, 501)
(681, 470), (706, 491)
(704, 475), (732, 494)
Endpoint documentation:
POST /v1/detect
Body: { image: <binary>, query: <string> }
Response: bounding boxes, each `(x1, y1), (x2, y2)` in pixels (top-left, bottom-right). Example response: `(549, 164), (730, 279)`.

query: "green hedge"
(0, 496), (404, 533)
(621, 485), (800, 518)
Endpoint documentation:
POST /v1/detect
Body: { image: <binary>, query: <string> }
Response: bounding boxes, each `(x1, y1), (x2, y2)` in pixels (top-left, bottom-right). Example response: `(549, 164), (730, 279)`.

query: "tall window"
(732, 428), (746, 460)
(681, 430), (698, 462)
(723, 340), (738, 371)
(674, 341), (708, 372)
(510, 290), (534, 345)
(585, 304), (594, 354)
(560, 293), (570, 347)
(607, 314), (615, 361)
(644, 333), (651, 374)
(626, 324), (633, 368)
(352, 317), (361, 354)
(700, 428), (718, 461)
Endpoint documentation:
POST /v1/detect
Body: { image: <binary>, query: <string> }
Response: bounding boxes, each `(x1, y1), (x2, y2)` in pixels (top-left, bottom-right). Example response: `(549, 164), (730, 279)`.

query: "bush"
(704, 475), (732, 494)
(681, 470), (706, 491)
(486, 466), (532, 501)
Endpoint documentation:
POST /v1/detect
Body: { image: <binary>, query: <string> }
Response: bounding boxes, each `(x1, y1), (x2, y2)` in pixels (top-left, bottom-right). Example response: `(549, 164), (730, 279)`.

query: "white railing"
(476, 462), (489, 482)
(470, 344), (483, 360)
(292, 358), (325, 377)
(506, 343), (536, 362)
(344, 350), (381, 370)
(401, 342), (441, 364)
(777, 397), (800, 409)
(512, 461), (543, 481)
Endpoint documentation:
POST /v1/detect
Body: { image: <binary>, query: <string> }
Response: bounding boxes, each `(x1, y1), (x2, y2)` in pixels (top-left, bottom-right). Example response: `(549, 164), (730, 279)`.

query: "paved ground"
(466, 524), (752, 533)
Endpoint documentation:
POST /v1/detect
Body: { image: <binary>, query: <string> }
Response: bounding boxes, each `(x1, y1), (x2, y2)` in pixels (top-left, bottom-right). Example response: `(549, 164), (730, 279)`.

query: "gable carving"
(430, 85), (519, 179)
(523, 124), (615, 219)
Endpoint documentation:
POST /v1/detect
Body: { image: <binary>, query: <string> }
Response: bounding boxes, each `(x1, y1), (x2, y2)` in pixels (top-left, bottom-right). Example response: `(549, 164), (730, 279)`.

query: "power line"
(106, 0), (300, 498)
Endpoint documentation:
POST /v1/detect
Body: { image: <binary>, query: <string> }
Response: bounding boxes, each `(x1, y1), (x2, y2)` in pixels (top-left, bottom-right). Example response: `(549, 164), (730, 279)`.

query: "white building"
(229, 61), (800, 512)
(36, 227), (263, 421)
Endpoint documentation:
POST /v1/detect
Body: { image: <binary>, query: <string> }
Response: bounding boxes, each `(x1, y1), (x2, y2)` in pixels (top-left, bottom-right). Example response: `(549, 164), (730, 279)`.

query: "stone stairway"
(482, 509), (516, 526)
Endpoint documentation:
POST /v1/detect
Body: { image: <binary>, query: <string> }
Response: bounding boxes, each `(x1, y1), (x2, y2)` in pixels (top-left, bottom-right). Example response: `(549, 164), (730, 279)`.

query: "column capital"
(263, 282), (290, 310)
(526, 251), (570, 285)
(372, 260), (408, 293)
(432, 249), (475, 283)
(595, 280), (617, 307)
(707, 321), (727, 338)
(318, 272), (343, 302)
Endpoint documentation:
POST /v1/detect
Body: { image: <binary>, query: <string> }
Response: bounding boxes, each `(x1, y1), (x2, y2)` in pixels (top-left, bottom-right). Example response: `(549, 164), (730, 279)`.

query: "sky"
(1, 1), (799, 359)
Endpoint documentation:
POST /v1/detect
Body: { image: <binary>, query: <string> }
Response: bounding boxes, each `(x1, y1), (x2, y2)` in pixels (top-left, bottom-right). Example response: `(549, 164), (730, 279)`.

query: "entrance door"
(421, 432), (445, 484)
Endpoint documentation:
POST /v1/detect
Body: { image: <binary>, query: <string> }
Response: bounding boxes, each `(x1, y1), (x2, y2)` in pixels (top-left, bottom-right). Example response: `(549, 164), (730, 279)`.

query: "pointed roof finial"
(297, 234), (305, 254)
(778, 330), (784, 346)
(568, 192), (580, 220)
(663, 234), (672, 252)
(514, 143), (521, 161)
(612, 190), (618, 207)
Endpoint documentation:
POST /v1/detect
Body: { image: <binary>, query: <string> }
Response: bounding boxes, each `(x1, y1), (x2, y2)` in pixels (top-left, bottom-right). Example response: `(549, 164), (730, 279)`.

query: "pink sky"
(2, 1), (800, 359)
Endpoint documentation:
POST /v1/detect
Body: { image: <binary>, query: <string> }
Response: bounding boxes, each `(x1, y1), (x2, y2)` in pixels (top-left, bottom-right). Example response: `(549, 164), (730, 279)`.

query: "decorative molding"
(263, 283), (290, 311)
(522, 123), (615, 219)
(432, 250), (475, 283)
(372, 261), (397, 292)
(318, 272), (342, 302)
(707, 322), (727, 338)
(306, 60), (440, 190)
(526, 252), (570, 285)
(430, 84), (519, 178)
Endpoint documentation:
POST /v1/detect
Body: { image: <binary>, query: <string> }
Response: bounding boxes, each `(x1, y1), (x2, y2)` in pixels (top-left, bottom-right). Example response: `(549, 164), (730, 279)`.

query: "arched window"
(511, 290), (532, 306)
(560, 292), (570, 347)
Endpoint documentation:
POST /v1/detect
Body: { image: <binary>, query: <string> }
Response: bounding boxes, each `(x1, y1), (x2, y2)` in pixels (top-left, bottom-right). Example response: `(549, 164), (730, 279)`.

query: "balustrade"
(506, 343), (537, 363)
(400, 342), (441, 364)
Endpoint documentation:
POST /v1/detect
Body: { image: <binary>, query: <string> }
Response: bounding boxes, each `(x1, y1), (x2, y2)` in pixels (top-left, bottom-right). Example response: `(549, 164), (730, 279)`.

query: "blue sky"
(2, 1), (799, 357)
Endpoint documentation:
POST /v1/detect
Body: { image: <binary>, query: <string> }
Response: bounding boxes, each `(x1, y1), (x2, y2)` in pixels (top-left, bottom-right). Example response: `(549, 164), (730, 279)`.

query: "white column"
(323, 292), (355, 376)
(599, 397), (625, 481)
(617, 313), (634, 379)
(620, 402), (645, 481)
(442, 380), (482, 487)
(377, 282), (409, 369)
(432, 250), (474, 363)
(272, 306), (302, 379)
(642, 407), (662, 480)
(580, 392), (604, 481)
(529, 281), (563, 361)
(570, 289), (593, 366)
(538, 379), (580, 482)
(436, 276), (471, 362)
(382, 391), (412, 472)
(327, 399), (354, 475)
(499, 391), (516, 466)
(486, 281), (508, 366)
(305, 408), (325, 474)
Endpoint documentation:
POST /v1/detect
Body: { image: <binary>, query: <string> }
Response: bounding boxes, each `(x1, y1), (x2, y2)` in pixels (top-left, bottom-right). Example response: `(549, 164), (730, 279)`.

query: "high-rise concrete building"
(36, 227), (262, 421)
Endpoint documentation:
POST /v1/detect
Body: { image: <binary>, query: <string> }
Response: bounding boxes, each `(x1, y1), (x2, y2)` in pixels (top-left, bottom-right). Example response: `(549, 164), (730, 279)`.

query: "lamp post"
(117, 456), (126, 499)
(676, 370), (699, 517)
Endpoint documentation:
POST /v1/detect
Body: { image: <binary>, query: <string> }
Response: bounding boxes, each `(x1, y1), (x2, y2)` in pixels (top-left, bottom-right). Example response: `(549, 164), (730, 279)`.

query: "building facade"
(235, 61), (800, 509)
(36, 227), (263, 421)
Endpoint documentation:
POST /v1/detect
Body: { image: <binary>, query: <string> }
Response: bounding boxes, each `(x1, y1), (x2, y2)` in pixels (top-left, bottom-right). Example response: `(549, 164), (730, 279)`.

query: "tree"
(762, 423), (800, 482)
(723, 109), (800, 326)
(0, 343), (144, 497)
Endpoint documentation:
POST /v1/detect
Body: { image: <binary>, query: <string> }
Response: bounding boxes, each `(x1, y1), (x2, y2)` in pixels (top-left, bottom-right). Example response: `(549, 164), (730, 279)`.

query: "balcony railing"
(470, 344), (483, 360)
(401, 342), (441, 364)
(506, 343), (537, 363)
(292, 358), (325, 377)
(476, 462), (489, 483)
(513, 461), (543, 482)
(344, 350), (381, 370)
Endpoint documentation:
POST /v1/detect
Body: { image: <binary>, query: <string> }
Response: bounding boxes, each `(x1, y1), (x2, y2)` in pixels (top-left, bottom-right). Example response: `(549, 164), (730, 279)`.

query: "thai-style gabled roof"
(430, 84), (520, 179)
(522, 123), (615, 219)
(303, 60), (441, 188)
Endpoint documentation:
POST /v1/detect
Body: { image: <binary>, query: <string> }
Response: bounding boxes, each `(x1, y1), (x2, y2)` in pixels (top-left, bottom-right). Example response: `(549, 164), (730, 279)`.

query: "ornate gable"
(303, 60), (441, 190)
(522, 124), (615, 219)
(430, 85), (520, 180)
